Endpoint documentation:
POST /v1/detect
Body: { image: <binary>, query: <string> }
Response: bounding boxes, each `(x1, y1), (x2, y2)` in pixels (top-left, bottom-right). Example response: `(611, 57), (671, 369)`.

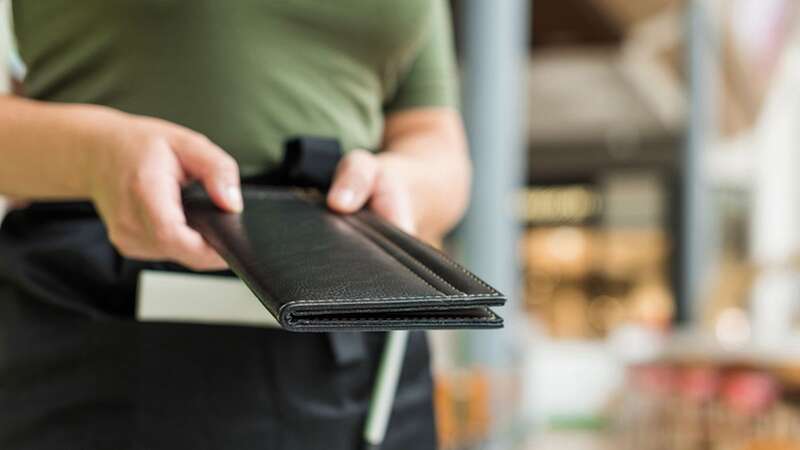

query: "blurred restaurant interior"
(3, 0), (800, 449)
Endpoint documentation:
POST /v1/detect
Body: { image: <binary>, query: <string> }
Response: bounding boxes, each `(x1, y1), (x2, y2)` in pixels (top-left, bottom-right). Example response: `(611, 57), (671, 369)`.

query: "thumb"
(171, 133), (243, 213)
(327, 150), (379, 213)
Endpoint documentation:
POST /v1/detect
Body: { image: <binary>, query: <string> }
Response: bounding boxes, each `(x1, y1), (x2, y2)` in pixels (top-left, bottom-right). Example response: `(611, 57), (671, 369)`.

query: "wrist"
(64, 104), (126, 198)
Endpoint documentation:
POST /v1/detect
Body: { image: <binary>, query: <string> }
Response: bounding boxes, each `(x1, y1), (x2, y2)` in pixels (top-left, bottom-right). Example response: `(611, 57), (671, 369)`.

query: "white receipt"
(136, 270), (280, 328)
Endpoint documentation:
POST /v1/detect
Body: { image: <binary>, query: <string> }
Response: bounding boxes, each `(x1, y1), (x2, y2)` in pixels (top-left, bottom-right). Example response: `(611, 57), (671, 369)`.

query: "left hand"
(327, 150), (416, 235)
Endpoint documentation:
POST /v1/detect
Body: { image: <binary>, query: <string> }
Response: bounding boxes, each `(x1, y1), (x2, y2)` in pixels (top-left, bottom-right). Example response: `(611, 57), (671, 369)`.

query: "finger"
(166, 225), (229, 270)
(118, 222), (227, 269)
(327, 149), (379, 213)
(369, 173), (416, 235)
(135, 172), (228, 270)
(171, 133), (243, 213)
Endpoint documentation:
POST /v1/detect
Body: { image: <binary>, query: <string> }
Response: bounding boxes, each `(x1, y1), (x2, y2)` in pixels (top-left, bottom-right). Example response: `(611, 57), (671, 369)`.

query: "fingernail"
(333, 188), (355, 209)
(226, 184), (243, 212)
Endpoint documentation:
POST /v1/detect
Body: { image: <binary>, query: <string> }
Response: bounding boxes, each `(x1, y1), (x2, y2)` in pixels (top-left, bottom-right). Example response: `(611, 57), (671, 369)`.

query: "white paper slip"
(136, 270), (280, 328)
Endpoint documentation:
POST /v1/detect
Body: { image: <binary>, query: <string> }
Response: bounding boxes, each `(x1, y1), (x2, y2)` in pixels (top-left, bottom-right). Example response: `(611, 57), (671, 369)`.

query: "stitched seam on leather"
(418, 249), (499, 294)
(352, 219), (466, 296)
(352, 215), (467, 297)
(289, 308), (499, 322)
(297, 316), (495, 322)
(288, 294), (496, 305)
(358, 213), (500, 295)
(435, 256), (498, 294)
(342, 217), (447, 296)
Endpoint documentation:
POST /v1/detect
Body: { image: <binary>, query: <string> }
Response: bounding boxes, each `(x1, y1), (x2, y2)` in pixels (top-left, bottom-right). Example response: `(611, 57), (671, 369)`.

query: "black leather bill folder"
(183, 185), (506, 332)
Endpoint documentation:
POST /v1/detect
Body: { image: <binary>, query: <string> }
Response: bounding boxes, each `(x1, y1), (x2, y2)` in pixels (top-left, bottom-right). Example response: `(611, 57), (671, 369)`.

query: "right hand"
(85, 111), (243, 271)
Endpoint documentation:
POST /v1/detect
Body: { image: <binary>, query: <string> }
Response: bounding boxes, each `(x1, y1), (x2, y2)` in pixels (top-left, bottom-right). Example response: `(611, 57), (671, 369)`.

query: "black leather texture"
(183, 185), (505, 331)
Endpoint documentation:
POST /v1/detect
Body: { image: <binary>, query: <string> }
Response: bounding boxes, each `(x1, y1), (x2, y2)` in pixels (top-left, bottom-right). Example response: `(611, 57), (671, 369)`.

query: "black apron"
(0, 202), (437, 450)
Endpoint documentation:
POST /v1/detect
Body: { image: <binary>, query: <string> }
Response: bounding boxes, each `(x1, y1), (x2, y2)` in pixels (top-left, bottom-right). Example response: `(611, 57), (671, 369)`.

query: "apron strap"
(280, 136), (342, 189)
(275, 137), (370, 368)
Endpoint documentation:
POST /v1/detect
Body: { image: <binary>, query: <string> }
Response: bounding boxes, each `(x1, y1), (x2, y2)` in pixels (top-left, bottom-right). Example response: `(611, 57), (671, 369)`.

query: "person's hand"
(326, 150), (416, 235)
(85, 111), (242, 270)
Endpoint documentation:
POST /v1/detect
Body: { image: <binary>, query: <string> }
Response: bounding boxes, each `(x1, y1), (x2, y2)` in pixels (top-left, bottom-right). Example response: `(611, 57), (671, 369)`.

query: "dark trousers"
(0, 207), (437, 450)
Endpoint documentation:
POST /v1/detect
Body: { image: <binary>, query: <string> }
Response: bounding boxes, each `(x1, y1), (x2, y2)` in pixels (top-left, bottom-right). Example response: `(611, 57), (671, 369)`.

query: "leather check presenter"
(183, 137), (506, 332)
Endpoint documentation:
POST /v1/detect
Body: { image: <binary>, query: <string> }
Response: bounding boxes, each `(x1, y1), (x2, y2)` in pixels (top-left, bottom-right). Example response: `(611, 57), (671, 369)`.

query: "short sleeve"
(383, 0), (459, 113)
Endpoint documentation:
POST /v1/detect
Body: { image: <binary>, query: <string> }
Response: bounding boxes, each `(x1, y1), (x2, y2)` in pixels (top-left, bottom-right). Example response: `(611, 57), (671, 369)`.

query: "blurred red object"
(678, 366), (721, 403)
(721, 371), (779, 416)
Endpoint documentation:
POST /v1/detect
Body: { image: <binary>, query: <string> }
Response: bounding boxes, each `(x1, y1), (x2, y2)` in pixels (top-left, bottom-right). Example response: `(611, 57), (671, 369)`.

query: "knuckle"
(168, 129), (200, 150)
(190, 130), (210, 142)
(152, 224), (177, 247)
(140, 135), (169, 155)
(129, 169), (158, 197)
(187, 131), (214, 149)
(179, 128), (210, 145)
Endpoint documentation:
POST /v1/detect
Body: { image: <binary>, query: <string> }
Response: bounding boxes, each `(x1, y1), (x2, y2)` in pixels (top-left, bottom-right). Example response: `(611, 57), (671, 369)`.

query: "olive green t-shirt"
(11, 0), (458, 175)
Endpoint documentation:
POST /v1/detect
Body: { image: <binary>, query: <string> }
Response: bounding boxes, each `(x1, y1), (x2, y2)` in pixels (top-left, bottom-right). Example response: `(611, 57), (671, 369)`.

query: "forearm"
(379, 108), (471, 241)
(0, 95), (110, 199)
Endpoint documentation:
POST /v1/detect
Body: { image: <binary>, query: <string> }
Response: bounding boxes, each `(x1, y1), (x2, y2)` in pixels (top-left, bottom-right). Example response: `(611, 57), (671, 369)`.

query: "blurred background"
(3, 1), (800, 449)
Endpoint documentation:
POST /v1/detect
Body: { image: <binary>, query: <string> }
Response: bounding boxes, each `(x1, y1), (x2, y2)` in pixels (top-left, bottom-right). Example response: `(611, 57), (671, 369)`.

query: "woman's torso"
(1, 6), (441, 449)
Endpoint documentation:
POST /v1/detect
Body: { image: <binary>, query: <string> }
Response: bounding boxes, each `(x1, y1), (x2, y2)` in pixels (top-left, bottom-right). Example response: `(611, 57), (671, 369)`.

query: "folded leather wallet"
(183, 185), (506, 331)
